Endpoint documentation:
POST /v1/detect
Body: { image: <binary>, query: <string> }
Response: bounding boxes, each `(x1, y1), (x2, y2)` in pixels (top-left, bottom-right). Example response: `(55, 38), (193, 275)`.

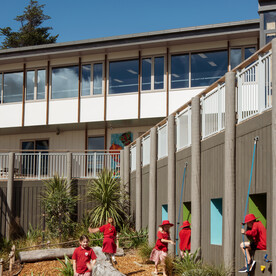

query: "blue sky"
(0, 0), (259, 44)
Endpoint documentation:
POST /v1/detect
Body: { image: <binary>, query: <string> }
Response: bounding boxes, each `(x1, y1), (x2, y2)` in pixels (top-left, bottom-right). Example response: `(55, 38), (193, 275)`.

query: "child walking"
(239, 214), (267, 273)
(89, 217), (117, 264)
(72, 235), (97, 276)
(150, 220), (175, 276)
(179, 220), (191, 257)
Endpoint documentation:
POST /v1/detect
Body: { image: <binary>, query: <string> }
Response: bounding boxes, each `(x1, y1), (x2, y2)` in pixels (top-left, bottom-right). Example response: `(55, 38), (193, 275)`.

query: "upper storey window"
(81, 63), (103, 96)
(171, 54), (189, 89)
(230, 47), (256, 69)
(109, 59), (138, 94)
(26, 69), (46, 101)
(191, 51), (228, 87)
(52, 66), (79, 99)
(3, 72), (23, 103)
(154, 57), (164, 90)
(264, 11), (276, 43)
(142, 58), (151, 91)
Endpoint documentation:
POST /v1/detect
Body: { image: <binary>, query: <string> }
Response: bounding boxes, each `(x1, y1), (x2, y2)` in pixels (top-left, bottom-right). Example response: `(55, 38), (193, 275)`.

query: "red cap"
(159, 220), (174, 227)
(242, 214), (257, 224)
(180, 221), (191, 228)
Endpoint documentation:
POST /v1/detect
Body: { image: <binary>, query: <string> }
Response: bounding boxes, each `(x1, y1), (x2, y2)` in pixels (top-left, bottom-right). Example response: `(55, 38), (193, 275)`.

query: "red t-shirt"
(179, 227), (191, 251)
(154, 231), (170, 252)
(246, 221), (267, 250)
(99, 223), (116, 239)
(72, 246), (97, 274)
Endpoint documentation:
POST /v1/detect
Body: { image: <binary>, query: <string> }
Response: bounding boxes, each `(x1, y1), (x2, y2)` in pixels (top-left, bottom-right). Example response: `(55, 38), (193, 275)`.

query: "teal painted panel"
(210, 198), (222, 245)
(162, 204), (168, 222)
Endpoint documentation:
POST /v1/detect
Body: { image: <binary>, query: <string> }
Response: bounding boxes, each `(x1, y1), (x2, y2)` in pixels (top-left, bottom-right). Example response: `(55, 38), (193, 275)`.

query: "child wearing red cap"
(88, 218), (117, 264)
(150, 220), (175, 276)
(179, 220), (191, 258)
(239, 213), (266, 273)
(72, 235), (97, 276)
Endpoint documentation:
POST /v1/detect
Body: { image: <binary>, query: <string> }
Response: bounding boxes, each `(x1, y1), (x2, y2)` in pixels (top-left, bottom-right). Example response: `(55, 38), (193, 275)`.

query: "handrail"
(0, 149), (122, 153)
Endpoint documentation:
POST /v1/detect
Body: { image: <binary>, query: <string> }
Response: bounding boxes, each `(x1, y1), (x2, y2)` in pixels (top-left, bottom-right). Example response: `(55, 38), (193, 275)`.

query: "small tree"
(87, 169), (129, 228)
(0, 0), (58, 49)
(41, 175), (78, 239)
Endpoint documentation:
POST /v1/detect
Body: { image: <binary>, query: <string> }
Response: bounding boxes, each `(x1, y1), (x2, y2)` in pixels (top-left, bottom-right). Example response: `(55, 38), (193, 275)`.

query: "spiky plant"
(41, 175), (78, 239)
(56, 255), (74, 276)
(87, 169), (129, 228)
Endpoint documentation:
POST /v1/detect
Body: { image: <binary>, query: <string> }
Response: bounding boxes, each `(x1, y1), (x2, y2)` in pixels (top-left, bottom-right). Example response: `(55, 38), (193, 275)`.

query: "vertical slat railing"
(0, 154), (9, 179)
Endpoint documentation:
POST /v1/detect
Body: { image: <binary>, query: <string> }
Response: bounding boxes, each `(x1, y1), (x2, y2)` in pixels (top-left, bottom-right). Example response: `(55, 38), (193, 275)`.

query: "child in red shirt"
(72, 235), (97, 276)
(150, 220), (175, 276)
(89, 217), (117, 264)
(239, 214), (267, 273)
(179, 220), (191, 258)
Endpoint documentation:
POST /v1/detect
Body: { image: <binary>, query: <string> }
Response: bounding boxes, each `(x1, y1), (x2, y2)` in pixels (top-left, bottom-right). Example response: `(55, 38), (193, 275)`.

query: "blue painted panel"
(210, 198), (222, 245)
(162, 204), (168, 222)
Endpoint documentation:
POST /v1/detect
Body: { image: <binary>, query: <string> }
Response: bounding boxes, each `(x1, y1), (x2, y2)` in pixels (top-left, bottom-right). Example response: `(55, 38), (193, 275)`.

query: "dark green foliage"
(0, 0), (58, 49)
(41, 175), (78, 239)
(56, 255), (74, 276)
(87, 169), (129, 228)
(118, 226), (148, 249)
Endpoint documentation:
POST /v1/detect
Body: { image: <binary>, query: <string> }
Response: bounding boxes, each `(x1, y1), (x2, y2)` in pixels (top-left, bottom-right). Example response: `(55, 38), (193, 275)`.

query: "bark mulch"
(3, 250), (156, 276)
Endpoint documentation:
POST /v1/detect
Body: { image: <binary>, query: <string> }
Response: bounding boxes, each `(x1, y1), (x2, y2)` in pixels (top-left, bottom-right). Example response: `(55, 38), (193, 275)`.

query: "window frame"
(229, 45), (257, 70)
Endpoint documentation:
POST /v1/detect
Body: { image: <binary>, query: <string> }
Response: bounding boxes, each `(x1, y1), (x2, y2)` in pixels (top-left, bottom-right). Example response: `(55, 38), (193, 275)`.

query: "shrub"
(118, 226), (148, 249)
(41, 175), (78, 239)
(56, 255), (74, 276)
(87, 169), (129, 228)
(137, 241), (154, 264)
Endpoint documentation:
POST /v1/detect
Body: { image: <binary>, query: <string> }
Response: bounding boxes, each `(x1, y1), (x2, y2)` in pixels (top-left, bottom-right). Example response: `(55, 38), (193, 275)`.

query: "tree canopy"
(0, 0), (58, 49)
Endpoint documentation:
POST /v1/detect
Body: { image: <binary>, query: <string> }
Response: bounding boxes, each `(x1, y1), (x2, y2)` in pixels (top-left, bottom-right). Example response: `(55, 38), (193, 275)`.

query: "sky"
(0, 0), (259, 45)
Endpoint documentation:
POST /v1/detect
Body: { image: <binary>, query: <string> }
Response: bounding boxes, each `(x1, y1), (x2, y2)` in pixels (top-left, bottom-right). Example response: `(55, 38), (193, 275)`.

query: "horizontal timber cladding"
(200, 131), (225, 266)
(156, 157), (168, 227)
(175, 146), (191, 227)
(235, 110), (272, 276)
(0, 182), (7, 238)
(141, 165), (149, 229)
(130, 171), (136, 223)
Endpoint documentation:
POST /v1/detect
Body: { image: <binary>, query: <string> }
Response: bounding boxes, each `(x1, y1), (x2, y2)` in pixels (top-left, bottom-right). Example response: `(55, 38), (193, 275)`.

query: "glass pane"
(245, 47), (256, 60)
(37, 70), (46, 100)
(3, 72), (23, 103)
(142, 58), (151, 91)
(26, 71), (35, 101)
(230, 48), (242, 69)
(93, 63), (103, 95)
(171, 54), (189, 89)
(88, 136), (105, 151)
(109, 59), (138, 94)
(266, 33), (276, 44)
(51, 66), (78, 99)
(191, 51), (228, 87)
(82, 64), (91, 96)
(264, 11), (276, 30)
(22, 141), (34, 150)
(154, 57), (164, 90)
(35, 140), (49, 150)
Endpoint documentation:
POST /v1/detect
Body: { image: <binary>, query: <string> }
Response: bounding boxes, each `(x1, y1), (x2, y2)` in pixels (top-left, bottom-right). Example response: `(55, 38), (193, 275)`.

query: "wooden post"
(116, 234), (119, 248)
(9, 245), (15, 271)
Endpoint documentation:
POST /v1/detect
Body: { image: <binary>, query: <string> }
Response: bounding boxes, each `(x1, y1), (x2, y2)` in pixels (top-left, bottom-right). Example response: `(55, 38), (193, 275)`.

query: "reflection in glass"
(93, 63), (103, 95)
(191, 51), (228, 87)
(37, 70), (46, 100)
(52, 66), (78, 99)
(3, 72), (23, 103)
(142, 58), (151, 91)
(26, 71), (35, 100)
(245, 47), (256, 60)
(88, 136), (105, 151)
(264, 11), (276, 30)
(0, 74), (2, 103)
(109, 59), (138, 94)
(171, 54), (189, 89)
(266, 33), (276, 44)
(230, 49), (242, 69)
(154, 57), (164, 90)
(82, 64), (91, 96)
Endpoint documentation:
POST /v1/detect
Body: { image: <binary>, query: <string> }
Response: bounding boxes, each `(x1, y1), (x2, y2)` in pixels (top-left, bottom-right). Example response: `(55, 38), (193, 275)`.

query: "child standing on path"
(89, 217), (117, 264)
(150, 220), (175, 276)
(179, 220), (191, 257)
(72, 235), (97, 276)
(239, 214), (267, 273)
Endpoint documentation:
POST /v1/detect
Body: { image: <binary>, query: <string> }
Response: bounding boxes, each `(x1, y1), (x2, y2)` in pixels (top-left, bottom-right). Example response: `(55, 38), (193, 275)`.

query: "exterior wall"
(156, 157), (168, 228)
(141, 165), (149, 229)
(235, 110), (272, 275)
(200, 132), (225, 266)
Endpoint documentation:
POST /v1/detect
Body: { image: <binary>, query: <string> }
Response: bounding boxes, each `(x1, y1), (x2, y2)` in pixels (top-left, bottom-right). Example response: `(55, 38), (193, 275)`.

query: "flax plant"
(87, 169), (129, 228)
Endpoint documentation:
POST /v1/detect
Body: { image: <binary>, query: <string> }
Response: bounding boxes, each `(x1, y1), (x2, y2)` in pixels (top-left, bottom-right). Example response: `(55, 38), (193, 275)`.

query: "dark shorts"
(250, 242), (257, 251)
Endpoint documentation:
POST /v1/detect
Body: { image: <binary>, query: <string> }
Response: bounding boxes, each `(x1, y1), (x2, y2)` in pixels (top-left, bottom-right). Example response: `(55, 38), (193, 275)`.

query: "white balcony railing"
(130, 144), (136, 172)
(142, 135), (150, 166)
(0, 153), (9, 179)
(201, 83), (226, 139)
(176, 106), (191, 151)
(158, 122), (168, 160)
